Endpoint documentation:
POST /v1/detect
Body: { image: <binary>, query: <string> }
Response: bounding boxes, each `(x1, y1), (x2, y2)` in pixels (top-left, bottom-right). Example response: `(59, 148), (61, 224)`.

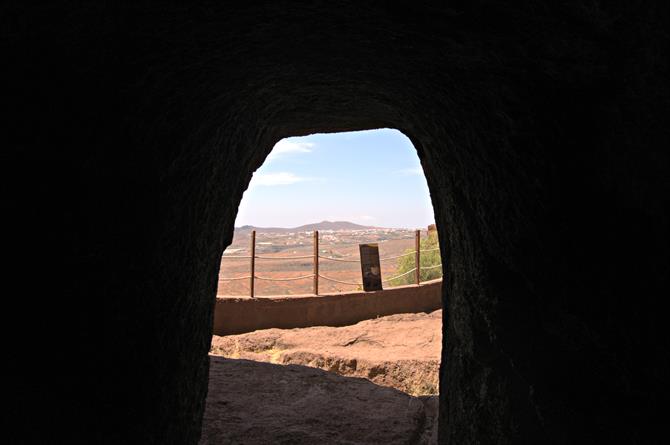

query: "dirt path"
(210, 309), (442, 396)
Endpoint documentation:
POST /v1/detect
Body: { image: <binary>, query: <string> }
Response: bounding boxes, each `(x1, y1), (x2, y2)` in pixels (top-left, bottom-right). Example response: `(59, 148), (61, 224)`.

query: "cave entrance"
(218, 128), (441, 296)
(204, 129), (444, 443)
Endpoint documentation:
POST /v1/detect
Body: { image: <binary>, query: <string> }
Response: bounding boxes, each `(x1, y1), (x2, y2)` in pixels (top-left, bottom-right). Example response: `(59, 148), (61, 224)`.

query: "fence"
(219, 230), (442, 297)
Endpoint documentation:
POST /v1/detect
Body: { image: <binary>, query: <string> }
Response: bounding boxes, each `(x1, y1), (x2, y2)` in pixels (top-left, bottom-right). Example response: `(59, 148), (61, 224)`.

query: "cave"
(6, 2), (668, 444)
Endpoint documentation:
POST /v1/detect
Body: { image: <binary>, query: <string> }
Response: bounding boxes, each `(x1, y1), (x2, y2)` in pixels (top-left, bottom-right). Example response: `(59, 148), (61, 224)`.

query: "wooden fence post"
(313, 230), (319, 295)
(250, 230), (256, 298)
(415, 229), (421, 285)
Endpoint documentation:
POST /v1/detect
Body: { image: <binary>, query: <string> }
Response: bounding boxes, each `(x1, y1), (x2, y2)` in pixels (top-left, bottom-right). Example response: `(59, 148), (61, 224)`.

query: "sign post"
(313, 230), (319, 295)
(359, 243), (383, 291)
(250, 230), (256, 298)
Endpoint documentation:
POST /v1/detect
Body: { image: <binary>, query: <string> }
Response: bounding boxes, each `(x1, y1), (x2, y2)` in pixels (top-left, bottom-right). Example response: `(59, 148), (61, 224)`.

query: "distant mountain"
(235, 220), (376, 233)
(294, 221), (376, 231)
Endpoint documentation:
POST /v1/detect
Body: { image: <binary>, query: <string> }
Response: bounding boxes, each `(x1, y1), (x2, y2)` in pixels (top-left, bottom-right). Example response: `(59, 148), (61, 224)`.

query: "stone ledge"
(213, 279), (442, 335)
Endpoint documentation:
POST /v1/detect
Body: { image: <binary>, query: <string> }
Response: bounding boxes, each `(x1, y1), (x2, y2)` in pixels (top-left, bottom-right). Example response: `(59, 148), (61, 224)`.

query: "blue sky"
(234, 128), (436, 229)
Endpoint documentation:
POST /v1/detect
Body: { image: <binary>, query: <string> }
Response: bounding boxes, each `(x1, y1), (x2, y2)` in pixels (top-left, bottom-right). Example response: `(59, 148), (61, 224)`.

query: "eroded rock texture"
(5, 1), (668, 444)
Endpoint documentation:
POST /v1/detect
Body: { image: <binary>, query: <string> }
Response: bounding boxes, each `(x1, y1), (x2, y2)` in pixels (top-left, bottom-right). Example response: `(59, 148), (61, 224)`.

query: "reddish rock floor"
(201, 310), (441, 444)
(210, 310), (442, 395)
(200, 357), (438, 444)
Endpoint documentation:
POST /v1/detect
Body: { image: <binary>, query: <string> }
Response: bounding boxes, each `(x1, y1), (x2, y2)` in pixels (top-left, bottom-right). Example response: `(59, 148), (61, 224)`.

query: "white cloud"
(249, 172), (314, 187)
(267, 140), (315, 158)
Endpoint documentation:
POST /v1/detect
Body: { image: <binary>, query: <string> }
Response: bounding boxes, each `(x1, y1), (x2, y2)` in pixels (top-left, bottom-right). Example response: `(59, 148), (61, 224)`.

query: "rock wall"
(5, 1), (668, 444)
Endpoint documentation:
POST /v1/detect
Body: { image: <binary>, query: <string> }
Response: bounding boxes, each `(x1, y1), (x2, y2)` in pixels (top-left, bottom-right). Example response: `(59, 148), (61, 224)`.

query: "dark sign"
(359, 243), (383, 291)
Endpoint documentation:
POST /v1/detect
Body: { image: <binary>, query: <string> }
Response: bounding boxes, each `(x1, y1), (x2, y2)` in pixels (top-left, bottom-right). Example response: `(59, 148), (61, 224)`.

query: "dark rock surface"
(5, 1), (668, 444)
(200, 356), (437, 445)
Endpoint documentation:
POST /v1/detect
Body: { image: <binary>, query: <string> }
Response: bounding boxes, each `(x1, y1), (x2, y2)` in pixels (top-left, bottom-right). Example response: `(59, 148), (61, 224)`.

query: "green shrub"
(389, 232), (442, 286)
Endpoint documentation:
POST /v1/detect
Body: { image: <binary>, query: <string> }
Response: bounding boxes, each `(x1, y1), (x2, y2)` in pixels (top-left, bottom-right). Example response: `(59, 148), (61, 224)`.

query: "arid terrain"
(200, 356), (438, 445)
(201, 358), (438, 445)
(217, 224), (436, 296)
(210, 309), (441, 395)
(201, 310), (441, 444)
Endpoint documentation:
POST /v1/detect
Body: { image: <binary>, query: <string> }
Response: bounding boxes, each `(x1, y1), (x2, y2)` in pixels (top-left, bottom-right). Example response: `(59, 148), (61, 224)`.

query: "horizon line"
(234, 219), (436, 230)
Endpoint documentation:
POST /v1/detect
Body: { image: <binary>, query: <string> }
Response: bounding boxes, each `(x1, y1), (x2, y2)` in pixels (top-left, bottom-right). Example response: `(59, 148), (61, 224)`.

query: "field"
(217, 228), (435, 296)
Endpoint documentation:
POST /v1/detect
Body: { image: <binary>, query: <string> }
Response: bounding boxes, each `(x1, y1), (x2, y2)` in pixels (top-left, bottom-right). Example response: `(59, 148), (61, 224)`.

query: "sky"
(234, 128), (436, 229)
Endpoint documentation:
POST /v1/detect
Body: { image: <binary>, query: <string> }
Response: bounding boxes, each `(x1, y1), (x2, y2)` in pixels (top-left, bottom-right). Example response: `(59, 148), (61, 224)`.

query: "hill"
(236, 220), (376, 233)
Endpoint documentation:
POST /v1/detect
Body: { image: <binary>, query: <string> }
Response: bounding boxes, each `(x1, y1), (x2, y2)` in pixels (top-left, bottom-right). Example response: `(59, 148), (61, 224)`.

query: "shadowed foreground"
(200, 356), (438, 444)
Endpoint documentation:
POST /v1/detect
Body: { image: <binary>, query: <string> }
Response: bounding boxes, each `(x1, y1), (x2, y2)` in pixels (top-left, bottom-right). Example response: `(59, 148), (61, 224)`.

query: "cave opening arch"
(203, 125), (446, 437)
(86, 5), (657, 444)
(207, 112), (462, 432)
(217, 127), (444, 297)
(8, 2), (664, 444)
(101, 67), (538, 444)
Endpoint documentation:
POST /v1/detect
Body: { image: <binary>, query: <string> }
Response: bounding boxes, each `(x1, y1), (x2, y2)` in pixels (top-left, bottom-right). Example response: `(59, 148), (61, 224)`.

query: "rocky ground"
(200, 357), (438, 444)
(201, 310), (441, 444)
(210, 309), (442, 395)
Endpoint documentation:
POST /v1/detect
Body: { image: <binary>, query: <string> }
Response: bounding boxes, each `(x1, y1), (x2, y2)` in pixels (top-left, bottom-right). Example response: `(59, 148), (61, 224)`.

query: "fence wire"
(379, 251), (416, 261)
(255, 254), (313, 260)
(318, 274), (362, 286)
(318, 255), (359, 263)
(320, 250), (417, 263)
(220, 240), (442, 291)
(382, 267), (417, 283)
(254, 274), (314, 282)
(224, 251), (428, 262)
(219, 275), (252, 281)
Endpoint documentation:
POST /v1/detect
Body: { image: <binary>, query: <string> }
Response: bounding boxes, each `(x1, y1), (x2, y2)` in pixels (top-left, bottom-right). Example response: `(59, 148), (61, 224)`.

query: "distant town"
(225, 221), (419, 256)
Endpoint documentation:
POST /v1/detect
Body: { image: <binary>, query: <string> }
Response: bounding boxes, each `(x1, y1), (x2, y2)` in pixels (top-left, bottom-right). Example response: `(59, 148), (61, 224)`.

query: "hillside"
(236, 220), (376, 233)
